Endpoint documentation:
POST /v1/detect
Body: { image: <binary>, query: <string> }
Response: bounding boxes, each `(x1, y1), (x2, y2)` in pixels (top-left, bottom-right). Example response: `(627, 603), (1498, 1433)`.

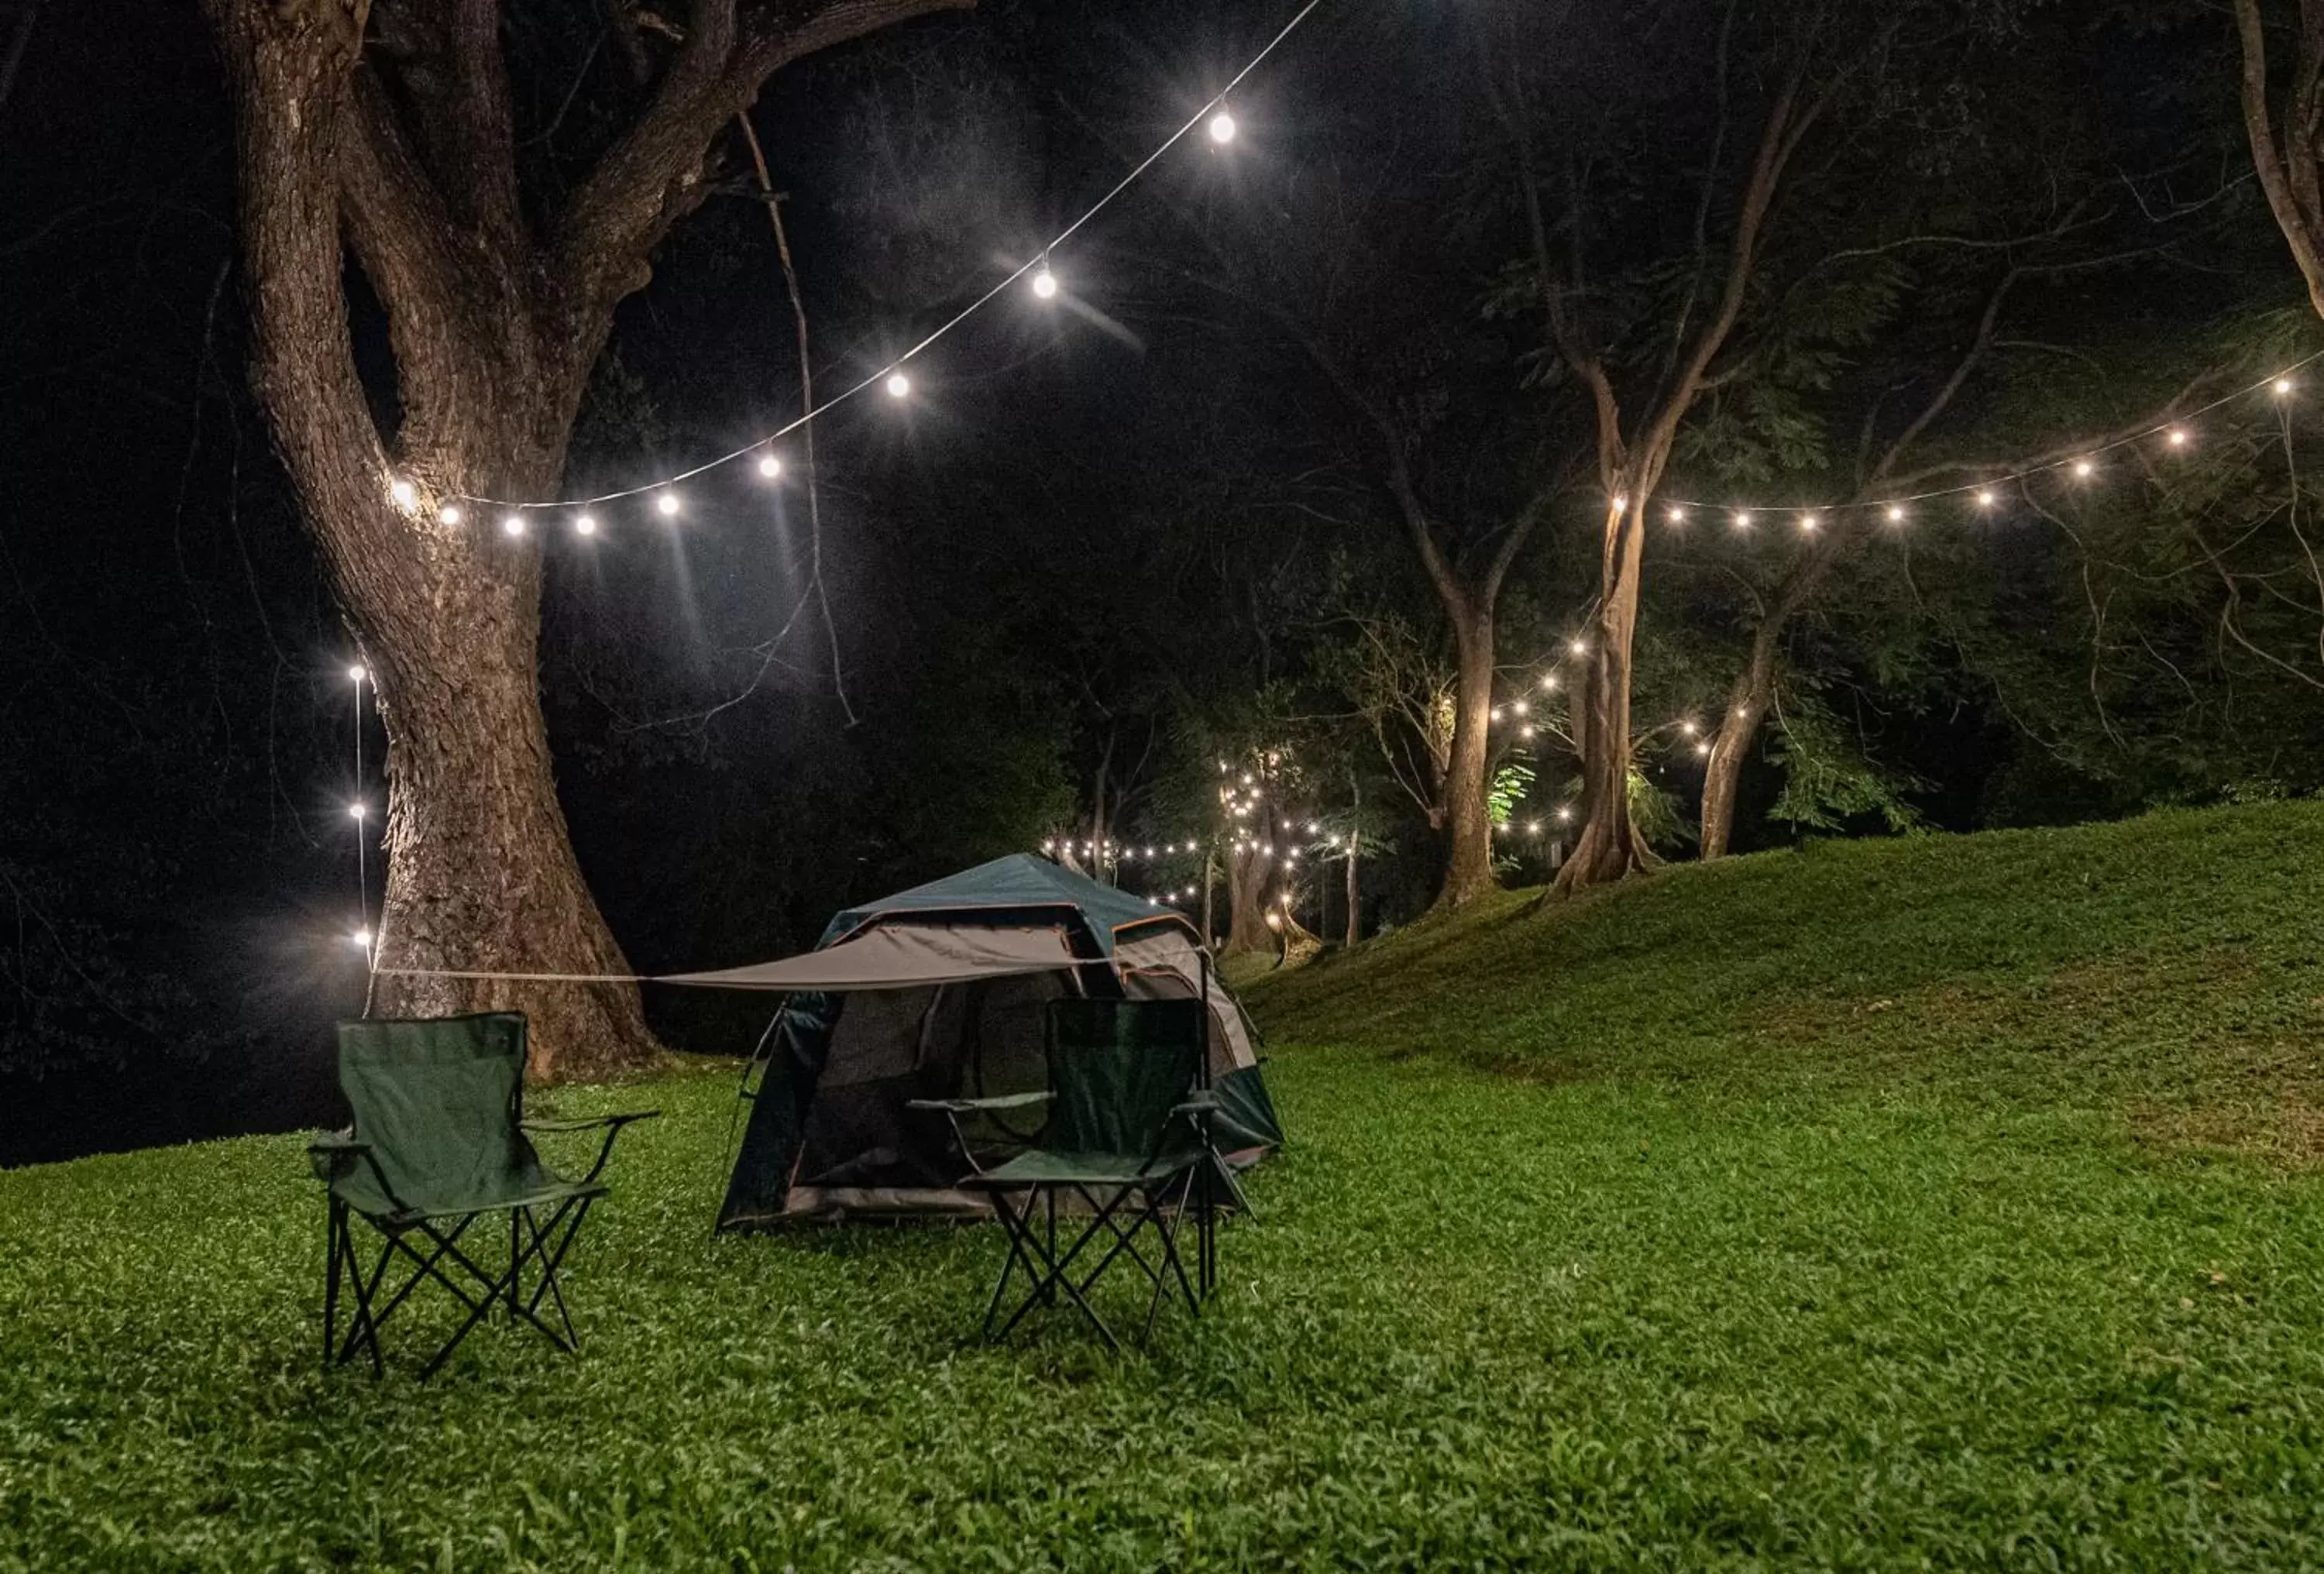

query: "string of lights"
(403, 0), (1326, 521)
(1643, 351), (2324, 528)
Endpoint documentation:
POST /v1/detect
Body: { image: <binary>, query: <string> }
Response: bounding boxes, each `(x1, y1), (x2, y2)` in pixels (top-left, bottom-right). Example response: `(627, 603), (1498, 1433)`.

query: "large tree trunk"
(203, 0), (968, 1077)
(1435, 602), (1497, 909)
(1222, 847), (1272, 955)
(1556, 496), (1655, 891)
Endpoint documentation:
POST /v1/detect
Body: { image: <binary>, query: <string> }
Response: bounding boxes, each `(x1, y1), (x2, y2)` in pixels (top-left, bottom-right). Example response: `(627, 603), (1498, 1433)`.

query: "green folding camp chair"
(913, 998), (1232, 1351)
(308, 1013), (657, 1380)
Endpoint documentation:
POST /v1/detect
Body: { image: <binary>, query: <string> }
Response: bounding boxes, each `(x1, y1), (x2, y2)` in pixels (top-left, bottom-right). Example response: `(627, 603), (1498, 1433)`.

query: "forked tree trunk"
(202, 0), (968, 1077)
(1222, 847), (1273, 955)
(1556, 496), (1655, 891)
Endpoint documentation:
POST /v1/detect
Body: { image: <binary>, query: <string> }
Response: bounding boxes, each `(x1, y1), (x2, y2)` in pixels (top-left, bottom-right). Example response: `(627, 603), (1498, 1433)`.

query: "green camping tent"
(683, 856), (1282, 1229)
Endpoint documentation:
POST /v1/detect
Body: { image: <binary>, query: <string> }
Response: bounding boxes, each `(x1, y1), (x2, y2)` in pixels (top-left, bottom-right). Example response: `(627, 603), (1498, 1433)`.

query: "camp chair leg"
(1139, 1169), (1203, 1345)
(509, 1209), (522, 1320)
(323, 1198), (345, 1368)
(980, 1191), (1047, 1340)
(1067, 1184), (1168, 1301)
(517, 1197), (593, 1353)
(337, 1221), (397, 1376)
(989, 1184), (1132, 1352)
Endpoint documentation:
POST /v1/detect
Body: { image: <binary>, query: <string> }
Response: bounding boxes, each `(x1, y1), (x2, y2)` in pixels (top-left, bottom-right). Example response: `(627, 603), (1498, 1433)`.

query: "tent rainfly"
(684, 854), (1283, 1229)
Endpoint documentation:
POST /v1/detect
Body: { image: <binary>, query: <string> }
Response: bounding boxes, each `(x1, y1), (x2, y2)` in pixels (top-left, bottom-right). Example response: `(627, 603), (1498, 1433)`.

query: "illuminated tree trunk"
(201, 0), (967, 1077)
(1559, 497), (1656, 887)
(1437, 600), (1497, 908)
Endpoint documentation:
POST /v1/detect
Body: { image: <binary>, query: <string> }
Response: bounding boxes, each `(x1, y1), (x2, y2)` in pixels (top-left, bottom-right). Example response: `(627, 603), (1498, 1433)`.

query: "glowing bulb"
(1520, 723), (1535, 739)
(1511, 699), (1528, 717)
(1799, 514), (1820, 533)
(349, 928), (372, 950)
(655, 491), (680, 517)
(2275, 376), (2295, 397)
(1886, 504), (1907, 525)
(1611, 494), (1628, 513)
(2166, 427), (2191, 448)
(1527, 821), (1542, 836)
(758, 453), (782, 479)
(1696, 741), (1711, 757)
(347, 664), (368, 685)
(1307, 822), (1321, 833)
(1569, 638), (1588, 657)
(1540, 674), (1559, 692)
(347, 802), (366, 821)
(388, 478), (418, 510)
(1556, 806), (1573, 823)
(1491, 706), (1504, 722)
(572, 514), (596, 537)
(439, 503), (463, 527)
(2071, 459), (2095, 479)
(1975, 490), (1996, 509)
(1731, 510), (1752, 531)
(1667, 505), (1688, 524)
(1208, 109), (1238, 144)
(1681, 720), (1698, 737)
(1242, 773), (1253, 786)
(1032, 266), (1059, 300)
(501, 514), (526, 537)
(885, 370), (912, 399)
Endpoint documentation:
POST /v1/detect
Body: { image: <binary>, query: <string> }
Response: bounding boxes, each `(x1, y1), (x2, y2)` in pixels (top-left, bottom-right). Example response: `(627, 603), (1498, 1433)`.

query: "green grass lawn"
(6, 803), (2324, 1569)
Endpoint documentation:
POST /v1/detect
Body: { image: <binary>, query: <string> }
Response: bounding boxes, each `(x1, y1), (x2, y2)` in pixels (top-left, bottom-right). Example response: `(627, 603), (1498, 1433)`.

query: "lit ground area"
(6, 802), (2324, 1569)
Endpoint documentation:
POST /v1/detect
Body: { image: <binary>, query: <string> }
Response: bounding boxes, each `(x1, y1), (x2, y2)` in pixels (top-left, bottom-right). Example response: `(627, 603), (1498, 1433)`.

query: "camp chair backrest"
(1040, 999), (1205, 1160)
(336, 1013), (536, 1218)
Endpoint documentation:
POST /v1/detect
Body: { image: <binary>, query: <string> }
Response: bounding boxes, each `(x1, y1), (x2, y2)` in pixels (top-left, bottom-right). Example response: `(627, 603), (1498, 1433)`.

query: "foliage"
(9, 804), (2324, 1566)
(1762, 692), (1930, 836)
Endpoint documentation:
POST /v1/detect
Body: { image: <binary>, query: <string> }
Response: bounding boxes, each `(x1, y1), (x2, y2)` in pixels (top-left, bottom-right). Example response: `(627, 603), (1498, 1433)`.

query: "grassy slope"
(1250, 800), (2324, 1156)
(3, 804), (2323, 1569)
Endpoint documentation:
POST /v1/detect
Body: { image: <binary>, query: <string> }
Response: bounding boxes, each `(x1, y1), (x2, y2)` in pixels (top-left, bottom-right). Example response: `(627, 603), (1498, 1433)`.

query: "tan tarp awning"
(659, 922), (1081, 991)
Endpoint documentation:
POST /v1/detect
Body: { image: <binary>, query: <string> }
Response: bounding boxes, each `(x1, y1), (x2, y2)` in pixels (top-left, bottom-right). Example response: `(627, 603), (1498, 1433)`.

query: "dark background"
(1, 0), (2309, 1163)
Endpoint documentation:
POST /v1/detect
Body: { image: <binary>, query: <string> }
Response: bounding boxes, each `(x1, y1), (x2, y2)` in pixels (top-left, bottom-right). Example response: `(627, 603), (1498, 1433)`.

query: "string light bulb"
(2071, 459), (2095, 479)
(439, 503), (463, 527)
(1208, 105), (1238, 144)
(347, 802), (366, 821)
(1032, 255), (1059, 300)
(389, 478), (418, 510)
(2166, 427), (2191, 448)
(1568, 638), (1588, 657)
(347, 664), (368, 685)
(2274, 376), (2295, 397)
(1975, 489), (1996, 509)
(501, 514), (526, 537)
(1886, 504), (1907, 525)
(885, 369), (912, 399)
(655, 492), (681, 517)
(349, 928), (372, 950)
(1556, 806), (1573, 823)
(758, 453), (782, 479)
(1799, 514), (1820, 533)
(1667, 505), (1688, 525)
(1731, 510), (1752, 531)
(573, 514), (596, 537)
(1540, 673), (1559, 692)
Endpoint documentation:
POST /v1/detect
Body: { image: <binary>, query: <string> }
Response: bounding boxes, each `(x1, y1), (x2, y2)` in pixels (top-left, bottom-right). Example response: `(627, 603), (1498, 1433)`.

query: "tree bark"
(201, 0), (968, 1077)
(1437, 598), (1497, 908)
(2235, 0), (2324, 321)
(1556, 496), (1656, 888)
(1697, 634), (1777, 861)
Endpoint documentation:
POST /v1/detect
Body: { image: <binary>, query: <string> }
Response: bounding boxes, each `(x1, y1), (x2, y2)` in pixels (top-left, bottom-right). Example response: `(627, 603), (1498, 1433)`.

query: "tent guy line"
(437, 0), (1326, 514)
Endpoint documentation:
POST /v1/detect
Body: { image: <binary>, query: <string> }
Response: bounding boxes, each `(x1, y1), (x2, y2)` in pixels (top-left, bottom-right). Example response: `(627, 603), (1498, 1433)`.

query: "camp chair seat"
(313, 1015), (655, 1380)
(968, 1148), (1195, 1188)
(312, 1140), (607, 1229)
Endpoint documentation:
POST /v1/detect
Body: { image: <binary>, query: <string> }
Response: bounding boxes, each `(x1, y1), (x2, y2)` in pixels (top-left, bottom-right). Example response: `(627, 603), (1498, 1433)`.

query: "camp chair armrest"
(524, 1109), (659, 1185)
(521, 1111), (660, 1134)
(1171, 1094), (1222, 1115)
(905, 1091), (1054, 1115)
(307, 1133), (417, 1215)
